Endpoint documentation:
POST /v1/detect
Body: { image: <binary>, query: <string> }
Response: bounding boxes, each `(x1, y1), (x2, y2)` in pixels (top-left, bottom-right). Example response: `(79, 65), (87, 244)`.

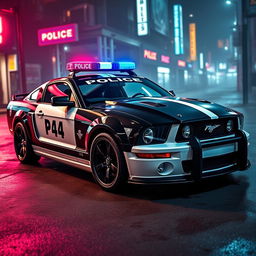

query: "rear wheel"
(90, 133), (128, 191)
(14, 122), (40, 164)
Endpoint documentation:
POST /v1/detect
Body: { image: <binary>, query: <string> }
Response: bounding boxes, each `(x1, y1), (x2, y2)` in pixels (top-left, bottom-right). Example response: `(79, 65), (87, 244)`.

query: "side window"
(29, 88), (40, 101)
(43, 83), (73, 103)
(37, 87), (44, 102)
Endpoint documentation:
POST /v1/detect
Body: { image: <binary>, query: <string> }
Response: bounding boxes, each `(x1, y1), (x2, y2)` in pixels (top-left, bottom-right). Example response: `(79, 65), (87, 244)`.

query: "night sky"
(179, 0), (235, 56)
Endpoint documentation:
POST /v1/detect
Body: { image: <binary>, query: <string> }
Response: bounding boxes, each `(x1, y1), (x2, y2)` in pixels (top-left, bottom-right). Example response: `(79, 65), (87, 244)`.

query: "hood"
(91, 97), (239, 125)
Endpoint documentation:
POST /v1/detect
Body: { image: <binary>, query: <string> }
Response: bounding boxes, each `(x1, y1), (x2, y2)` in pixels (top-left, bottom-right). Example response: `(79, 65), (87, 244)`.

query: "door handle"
(37, 110), (44, 117)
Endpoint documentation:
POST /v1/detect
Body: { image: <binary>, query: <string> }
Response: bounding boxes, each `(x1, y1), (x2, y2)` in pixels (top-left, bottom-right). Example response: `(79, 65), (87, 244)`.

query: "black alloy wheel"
(14, 122), (40, 163)
(90, 133), (128, 191)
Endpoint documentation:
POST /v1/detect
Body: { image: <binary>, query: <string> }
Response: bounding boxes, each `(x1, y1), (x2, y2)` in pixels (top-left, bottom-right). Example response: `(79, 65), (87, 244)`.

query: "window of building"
(64, 4), (95, 26)
(157, 67), (170, 90)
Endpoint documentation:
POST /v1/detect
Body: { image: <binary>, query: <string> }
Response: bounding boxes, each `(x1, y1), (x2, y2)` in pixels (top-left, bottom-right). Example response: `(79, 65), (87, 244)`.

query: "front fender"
(86, 116), (130, 152)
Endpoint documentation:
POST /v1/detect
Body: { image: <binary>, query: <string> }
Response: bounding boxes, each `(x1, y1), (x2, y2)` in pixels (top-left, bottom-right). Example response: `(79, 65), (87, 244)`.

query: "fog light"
(157, 162), (174, 176)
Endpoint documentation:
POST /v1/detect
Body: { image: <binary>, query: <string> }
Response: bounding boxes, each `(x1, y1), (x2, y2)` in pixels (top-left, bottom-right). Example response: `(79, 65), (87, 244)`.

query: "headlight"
(136, 126), (170, 145)
(142, 128), (154, 144)
(227, 120), (234, 132)
(182, 125), (191, 139)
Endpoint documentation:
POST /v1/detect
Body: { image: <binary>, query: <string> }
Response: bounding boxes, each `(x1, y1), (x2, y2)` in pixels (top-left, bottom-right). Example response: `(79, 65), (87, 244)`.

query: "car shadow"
(30, 157), (251, 214)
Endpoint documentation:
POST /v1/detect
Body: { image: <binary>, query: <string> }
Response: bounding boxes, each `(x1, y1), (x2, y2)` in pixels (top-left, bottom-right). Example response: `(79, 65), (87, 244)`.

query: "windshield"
(75, 76), (171, 103)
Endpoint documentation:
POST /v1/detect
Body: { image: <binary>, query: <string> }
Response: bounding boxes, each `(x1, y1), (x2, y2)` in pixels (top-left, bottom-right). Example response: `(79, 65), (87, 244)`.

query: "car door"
(34, 81), (78, 149)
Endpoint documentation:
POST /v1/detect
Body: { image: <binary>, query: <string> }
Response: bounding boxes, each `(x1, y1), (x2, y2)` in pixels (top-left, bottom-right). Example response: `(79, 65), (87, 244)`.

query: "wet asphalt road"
(0, 87), (256, 256)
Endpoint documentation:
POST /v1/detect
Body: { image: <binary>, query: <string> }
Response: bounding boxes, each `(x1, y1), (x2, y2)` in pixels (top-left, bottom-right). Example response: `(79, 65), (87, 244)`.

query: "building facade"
(0, 0), (211, 106)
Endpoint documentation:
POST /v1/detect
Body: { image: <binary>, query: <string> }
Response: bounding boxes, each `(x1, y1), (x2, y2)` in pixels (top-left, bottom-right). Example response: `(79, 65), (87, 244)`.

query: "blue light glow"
(173, 4), (184, 55)
(99, 62), (112, 69)
(113, 62), (136, 70)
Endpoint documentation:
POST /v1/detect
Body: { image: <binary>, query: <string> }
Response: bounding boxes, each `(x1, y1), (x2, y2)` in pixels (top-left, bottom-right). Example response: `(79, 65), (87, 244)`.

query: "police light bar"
(66, 61), (136, 72)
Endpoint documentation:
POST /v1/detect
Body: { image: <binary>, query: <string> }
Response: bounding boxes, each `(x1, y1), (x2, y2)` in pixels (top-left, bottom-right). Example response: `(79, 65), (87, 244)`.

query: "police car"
(7, 61), (249, 191)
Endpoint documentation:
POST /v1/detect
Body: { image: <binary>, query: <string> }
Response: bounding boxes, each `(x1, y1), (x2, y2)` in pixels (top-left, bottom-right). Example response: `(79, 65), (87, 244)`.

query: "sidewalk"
(176, 86), (256, 107)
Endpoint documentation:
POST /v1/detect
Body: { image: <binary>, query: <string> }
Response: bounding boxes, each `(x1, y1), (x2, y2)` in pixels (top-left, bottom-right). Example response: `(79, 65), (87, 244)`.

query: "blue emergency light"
(66, 61), (136, 72)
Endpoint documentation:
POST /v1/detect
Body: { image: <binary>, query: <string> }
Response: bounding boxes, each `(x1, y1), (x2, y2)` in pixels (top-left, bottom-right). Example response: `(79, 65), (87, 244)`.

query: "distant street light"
(226, 0), (232, 5)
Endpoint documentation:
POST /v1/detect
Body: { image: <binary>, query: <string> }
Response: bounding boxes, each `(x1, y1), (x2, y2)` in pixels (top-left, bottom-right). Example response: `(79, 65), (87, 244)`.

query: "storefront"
(0, 12), (18, 106)
(38, 23), (142, 80)
(140, 48), (171, 90)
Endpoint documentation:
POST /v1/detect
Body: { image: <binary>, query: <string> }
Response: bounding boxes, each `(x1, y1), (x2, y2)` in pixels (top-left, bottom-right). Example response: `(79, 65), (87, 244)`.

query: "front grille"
(176, 118), (238, 142)
(182, 152), (238, 173)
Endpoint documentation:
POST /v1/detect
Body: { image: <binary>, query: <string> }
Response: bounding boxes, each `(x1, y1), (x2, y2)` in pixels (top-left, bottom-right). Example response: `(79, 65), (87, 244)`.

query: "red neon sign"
(144, 49), (157, 61)
(178, 60), (186, 67)
(0, 16), (3, 44)
(161, 55), (170, 64)
(38, 23), (78, 46)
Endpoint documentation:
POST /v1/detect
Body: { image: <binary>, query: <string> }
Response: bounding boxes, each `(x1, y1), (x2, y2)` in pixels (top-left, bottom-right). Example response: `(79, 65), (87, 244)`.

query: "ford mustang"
(7, 61), (250, 191)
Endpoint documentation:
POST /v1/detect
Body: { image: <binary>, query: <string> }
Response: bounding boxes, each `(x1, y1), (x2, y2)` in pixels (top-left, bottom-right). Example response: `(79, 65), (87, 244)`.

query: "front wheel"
(90, 133), (128, 192)
(14, 122), (40, 164)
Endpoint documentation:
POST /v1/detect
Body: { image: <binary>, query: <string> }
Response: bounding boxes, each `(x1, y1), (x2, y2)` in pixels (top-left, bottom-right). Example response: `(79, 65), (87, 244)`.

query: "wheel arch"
(86, 115), (132, 153)
(12, 112), (32, 141)
(87, 125), (125, 154)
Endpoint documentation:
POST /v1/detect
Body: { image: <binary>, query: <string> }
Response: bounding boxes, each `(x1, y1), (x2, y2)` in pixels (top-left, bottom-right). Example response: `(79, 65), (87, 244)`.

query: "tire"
(90, 133), (128, 192)
(14, 122), (40, 164)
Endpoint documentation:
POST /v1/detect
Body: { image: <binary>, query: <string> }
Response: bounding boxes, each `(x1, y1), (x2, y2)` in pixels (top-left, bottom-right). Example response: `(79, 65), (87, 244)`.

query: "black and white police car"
(7, 61), (250, 191)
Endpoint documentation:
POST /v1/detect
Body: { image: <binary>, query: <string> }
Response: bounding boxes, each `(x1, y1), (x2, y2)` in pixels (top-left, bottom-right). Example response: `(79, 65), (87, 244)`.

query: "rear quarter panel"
(7, 100), (38, 143)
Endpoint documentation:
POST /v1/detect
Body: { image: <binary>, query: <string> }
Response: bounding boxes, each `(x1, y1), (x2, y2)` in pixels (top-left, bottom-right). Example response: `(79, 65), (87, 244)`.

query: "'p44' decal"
(45, 119), (64, 138)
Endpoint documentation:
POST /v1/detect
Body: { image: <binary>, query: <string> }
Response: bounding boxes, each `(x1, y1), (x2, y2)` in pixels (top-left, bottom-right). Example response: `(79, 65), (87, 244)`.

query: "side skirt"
(32, 145), (92, 172)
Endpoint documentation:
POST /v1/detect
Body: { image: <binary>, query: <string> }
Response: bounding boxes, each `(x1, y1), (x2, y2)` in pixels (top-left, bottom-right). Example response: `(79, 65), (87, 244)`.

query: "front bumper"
(124, 130), (250, 184)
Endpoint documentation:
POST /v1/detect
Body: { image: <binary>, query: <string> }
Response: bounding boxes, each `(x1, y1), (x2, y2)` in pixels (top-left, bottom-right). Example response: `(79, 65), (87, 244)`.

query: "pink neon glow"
(47, 84), (68, 97)
(0, 16), (3, 44)
(0, 17), (2, 34)
(144, 49), (157, 61)
(75, 114), (91, 123)
(38, 23), (78, 46)
(178, 60), (186, 67)
(68, 54), (98, 62)
(161, 55), (170, 64)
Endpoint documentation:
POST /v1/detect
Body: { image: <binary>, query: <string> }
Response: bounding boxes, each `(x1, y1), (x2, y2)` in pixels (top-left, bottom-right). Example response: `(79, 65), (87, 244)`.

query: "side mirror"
(169, 90), (176, 97)
(51, 96), (75, 107)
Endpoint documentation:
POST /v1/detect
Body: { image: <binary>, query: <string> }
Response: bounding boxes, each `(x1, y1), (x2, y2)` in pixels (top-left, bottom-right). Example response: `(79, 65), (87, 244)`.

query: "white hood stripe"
(150, 97), (219, 119)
